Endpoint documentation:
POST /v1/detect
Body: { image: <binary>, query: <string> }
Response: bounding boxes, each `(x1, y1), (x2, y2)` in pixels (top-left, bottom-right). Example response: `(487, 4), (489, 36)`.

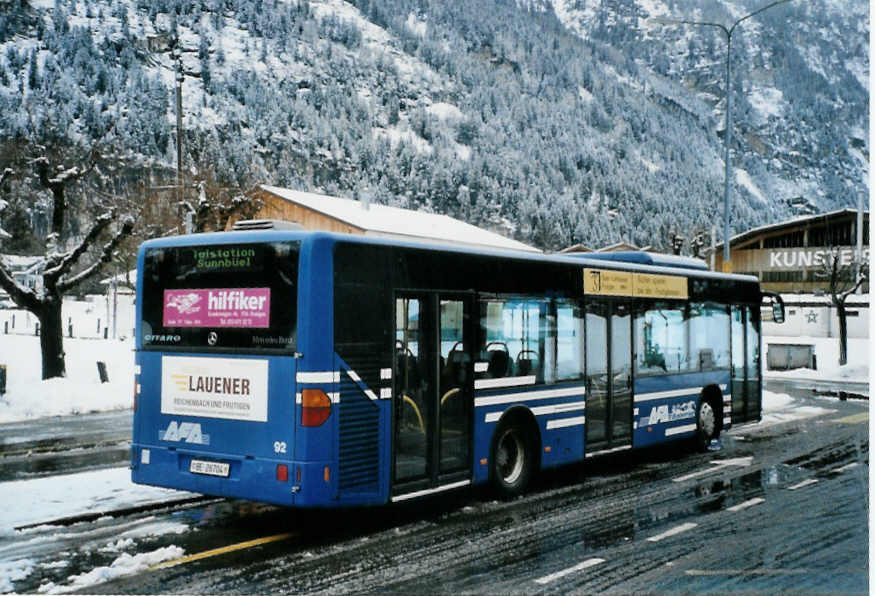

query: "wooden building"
(715, 208), (869, 293)
(229, 185), (540, 253)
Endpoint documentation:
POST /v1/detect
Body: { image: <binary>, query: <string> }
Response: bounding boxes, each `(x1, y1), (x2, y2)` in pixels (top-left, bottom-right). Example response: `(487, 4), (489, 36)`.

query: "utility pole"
(650, 0), (797, 273)
(173, 46), (189, 233)
(856, 191), (864, 294)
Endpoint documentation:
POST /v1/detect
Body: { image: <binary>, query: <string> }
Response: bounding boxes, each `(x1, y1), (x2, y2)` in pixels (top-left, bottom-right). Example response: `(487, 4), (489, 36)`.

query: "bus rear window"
(141, 242), (299, 352)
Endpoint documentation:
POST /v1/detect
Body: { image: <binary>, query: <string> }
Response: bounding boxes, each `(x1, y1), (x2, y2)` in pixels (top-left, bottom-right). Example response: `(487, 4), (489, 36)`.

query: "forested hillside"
(0, 0), (868, 253)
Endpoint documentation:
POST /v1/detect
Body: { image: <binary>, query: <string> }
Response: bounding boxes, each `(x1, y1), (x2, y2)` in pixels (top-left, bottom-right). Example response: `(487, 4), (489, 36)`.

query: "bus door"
(393, 293), (473, 495)
(731, 305), (762, 423)
(584, 300), (633, 453)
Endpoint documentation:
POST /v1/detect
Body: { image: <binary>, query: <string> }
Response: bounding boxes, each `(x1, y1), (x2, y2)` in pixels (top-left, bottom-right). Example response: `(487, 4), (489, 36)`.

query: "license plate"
(190, 459), (230, 477)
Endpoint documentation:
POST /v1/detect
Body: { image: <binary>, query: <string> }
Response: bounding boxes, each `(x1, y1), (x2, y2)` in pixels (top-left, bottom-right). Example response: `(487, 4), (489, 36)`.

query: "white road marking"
(646, 522), (697, 542)
(834, 462), (860, 473)
(534, 558), (605, 585)
(727, 497), (765, 512)
(672, 457), (753, 482)
(787, 478), (819, 491)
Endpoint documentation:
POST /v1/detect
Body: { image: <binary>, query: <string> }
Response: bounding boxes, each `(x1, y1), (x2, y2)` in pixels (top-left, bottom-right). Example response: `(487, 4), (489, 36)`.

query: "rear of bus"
(131, 233), (307, 506)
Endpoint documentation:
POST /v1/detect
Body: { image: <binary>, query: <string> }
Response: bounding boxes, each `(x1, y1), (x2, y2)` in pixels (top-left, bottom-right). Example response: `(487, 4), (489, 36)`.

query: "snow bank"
(759, 389), (835, 428)
(37, 545), (184, 594)
(0, 333), (135, 423)
(763, 336), (869, 383)
(0, 467), (193, 532)
(0, 558), (34, 593)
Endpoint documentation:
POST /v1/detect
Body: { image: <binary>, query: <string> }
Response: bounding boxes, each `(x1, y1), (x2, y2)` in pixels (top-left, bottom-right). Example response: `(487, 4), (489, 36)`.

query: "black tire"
(694, 398), (718, 452)
(490, 418), (536, 499)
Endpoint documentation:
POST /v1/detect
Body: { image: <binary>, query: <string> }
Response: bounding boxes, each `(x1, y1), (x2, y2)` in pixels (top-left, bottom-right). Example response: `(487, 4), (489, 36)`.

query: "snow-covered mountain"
(0, 0), (868, 251)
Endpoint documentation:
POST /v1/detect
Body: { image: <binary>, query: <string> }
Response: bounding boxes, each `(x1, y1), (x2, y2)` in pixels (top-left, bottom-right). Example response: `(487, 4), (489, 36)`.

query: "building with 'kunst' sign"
(715, 209), (869, 294)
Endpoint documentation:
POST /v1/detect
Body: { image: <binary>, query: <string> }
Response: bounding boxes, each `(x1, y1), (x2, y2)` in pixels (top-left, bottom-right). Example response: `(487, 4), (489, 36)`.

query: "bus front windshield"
(140, 241), (299, 352)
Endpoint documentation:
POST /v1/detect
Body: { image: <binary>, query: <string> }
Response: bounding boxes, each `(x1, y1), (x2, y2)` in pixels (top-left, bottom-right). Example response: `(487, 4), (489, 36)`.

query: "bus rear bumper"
(131, 444), (299, 507)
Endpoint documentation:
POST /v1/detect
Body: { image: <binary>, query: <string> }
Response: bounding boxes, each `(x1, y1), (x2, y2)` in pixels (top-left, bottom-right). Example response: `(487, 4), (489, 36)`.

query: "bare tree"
(815, 247), (869, 366)
(0, 147), (134, 379)
(185, 180), (263, 233)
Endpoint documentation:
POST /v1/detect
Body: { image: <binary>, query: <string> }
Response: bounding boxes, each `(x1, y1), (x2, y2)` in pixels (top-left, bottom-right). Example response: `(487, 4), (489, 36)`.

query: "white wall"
(763, 294), (869, 339)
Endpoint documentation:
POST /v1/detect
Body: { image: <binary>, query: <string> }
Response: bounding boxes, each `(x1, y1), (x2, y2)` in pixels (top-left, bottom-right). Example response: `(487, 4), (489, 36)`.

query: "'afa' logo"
(159, 420), (210, 445)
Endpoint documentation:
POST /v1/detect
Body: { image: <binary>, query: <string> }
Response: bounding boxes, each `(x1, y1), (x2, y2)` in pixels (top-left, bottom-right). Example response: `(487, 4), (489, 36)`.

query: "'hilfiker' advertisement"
(163, 288), (271, 328)
(161, 356), (269, 422)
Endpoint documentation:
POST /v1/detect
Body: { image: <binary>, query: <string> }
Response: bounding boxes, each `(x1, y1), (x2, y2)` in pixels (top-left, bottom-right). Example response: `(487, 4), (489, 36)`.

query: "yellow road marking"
(686, 568), (866, 576)
(834, 412), (869, 425)
(686, 569), (807, 576)
(151, 533), (297, 570)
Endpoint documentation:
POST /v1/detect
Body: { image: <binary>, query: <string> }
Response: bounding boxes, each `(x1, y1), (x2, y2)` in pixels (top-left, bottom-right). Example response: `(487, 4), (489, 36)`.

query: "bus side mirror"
(762, 291), (785, 324)
(772, 302), (785, 324)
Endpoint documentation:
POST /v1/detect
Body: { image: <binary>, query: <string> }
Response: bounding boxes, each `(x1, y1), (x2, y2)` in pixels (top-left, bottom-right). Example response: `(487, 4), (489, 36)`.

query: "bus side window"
(479, 298), (547, 384)
(552, 300), (584, 382)
(477, 298), (583, 385)
(634, 302), (692, 375)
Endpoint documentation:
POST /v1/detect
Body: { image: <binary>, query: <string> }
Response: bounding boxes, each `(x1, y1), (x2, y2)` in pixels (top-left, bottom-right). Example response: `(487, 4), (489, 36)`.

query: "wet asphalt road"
(64, 392), (868, 595)
(0, 410), (131, 481)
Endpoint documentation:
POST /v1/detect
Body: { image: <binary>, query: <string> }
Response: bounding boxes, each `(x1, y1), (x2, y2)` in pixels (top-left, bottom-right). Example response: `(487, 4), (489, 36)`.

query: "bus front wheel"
(491, 418), (536, 499)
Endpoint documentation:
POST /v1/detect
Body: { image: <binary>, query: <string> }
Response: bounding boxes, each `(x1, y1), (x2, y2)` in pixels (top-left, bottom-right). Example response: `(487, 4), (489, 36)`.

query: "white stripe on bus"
(546, 416), (586, 430)
(664, 423), (697, 436)
(483, 401), (586, 424)
(346, 370), (362, 383)
(475, 385), (585, 408)
(474, 375), (537, 390)
(634, 386), (703, 403)
(390, 479), (471, 502)
(296, 371), (339, 384)
(585, 444), (632, 458)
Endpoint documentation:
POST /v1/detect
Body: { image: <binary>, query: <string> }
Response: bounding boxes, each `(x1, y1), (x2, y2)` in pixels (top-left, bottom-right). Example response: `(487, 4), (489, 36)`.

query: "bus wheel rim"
(497, 430), (524, 484)
(699, 402), (715, 437)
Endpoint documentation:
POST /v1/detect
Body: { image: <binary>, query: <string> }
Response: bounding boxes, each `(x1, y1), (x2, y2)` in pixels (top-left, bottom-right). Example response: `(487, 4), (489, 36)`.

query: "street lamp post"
(651, 0), (795, 272)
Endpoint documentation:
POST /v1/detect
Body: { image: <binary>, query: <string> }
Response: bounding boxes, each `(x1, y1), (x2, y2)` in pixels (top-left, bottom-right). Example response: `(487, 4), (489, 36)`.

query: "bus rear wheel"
(491, 419), (536, 499)
(694, 399), (718, 452)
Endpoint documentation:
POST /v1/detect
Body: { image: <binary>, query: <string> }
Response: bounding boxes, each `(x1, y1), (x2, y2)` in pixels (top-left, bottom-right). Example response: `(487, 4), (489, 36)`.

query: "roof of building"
(718, 208), (869, 250)
(0, 254), (44, 271)
(559, 241), (653, 254)
(259, 185), (541, 253)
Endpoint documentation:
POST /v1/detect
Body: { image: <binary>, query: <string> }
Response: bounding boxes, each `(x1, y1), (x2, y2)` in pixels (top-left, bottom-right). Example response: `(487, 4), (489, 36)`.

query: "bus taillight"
(301, 389), (331, 427)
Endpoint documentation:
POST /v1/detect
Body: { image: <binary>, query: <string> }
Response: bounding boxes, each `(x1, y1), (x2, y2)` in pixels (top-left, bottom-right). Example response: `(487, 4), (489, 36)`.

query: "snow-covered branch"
(0, 260), (41, 312)
(43, 213), (114, 281)
(57, 217), (135, 293)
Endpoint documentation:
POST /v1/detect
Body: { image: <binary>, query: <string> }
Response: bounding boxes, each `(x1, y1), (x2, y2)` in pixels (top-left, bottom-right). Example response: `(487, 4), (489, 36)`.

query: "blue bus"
(131, 229), (783, 506)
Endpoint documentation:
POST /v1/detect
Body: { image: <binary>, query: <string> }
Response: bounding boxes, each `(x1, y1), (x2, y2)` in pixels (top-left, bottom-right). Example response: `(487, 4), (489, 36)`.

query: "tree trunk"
(836, 301), (848, 366)
(38, 297), (66, 379)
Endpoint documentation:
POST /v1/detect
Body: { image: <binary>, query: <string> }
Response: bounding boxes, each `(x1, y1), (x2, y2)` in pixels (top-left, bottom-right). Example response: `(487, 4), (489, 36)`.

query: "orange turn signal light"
(301, 389), (331, 427)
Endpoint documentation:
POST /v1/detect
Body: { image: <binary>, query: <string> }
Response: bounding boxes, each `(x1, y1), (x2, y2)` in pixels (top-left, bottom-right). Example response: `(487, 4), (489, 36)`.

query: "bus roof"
(139, 230), (759, 285)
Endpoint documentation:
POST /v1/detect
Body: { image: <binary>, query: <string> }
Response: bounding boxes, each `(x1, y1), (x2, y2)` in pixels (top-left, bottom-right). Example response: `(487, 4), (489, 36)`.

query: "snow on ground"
(763, 335), (869, 384)
(758, 389), (835, 428)
(734, 167), (768, 205)
(426, 102), (464, 120)
(0, 467), (195, 533)
(0, 332), (135, 424)
(748, 86), (783, 121)
(0, 558), (33, 593)
(36, 545), (184, 594)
